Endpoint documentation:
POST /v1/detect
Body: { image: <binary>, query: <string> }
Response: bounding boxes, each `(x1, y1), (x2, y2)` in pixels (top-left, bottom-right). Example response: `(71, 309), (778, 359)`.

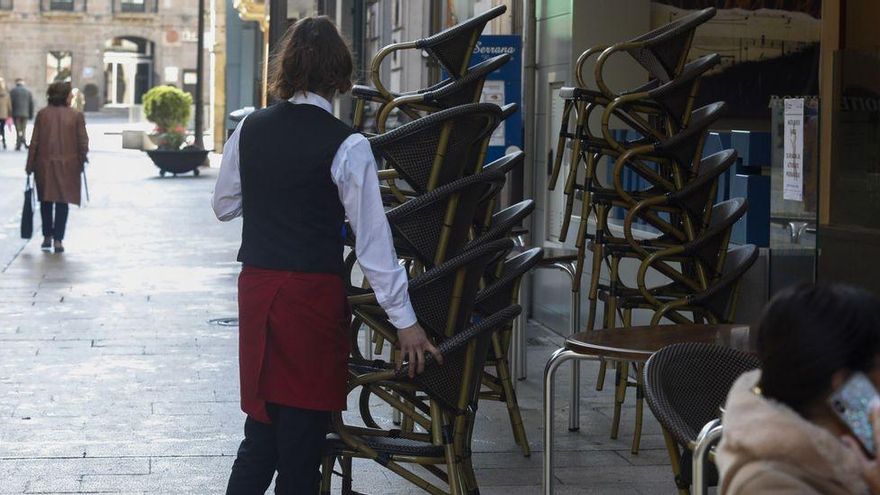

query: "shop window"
(46, 51), (73, 83)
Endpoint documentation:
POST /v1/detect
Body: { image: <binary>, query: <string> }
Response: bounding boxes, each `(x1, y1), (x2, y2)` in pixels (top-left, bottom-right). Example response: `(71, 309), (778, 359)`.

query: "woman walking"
(212, 17), (440, 494)
(25, 81), (89, 253)
(0, 78), (12, 150)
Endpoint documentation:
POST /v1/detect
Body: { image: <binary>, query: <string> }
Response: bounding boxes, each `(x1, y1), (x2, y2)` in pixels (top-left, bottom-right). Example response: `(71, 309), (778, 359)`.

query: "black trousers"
(226, 404), (330, 495)
(40, 202), (69, 241)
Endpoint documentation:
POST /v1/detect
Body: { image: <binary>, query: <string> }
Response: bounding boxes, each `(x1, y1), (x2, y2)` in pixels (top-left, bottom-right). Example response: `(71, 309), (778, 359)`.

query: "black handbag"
(21, 175), (34, 239)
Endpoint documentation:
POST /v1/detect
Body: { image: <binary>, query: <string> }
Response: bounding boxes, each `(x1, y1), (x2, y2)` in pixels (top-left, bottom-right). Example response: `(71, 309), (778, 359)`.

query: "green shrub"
(143, 85), (192, 132)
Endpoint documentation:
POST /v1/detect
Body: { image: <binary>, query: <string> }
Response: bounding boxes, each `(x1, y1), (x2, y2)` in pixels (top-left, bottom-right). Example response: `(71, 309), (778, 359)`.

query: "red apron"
(237, 266), (351, 424)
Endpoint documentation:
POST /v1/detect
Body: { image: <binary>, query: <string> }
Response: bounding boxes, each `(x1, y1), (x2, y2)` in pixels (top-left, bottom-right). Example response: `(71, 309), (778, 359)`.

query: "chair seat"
(325, 433), (446, 458)
(539, 247), (578, 264)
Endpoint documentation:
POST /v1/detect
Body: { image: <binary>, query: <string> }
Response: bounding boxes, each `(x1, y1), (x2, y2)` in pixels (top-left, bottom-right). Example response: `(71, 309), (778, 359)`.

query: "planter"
(145, 148), (208, 177)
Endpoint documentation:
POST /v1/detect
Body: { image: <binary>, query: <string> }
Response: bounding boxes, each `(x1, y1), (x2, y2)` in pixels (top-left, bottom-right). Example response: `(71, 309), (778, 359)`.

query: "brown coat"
(25, 106), (89, 205)
(717, 370), (870, 495)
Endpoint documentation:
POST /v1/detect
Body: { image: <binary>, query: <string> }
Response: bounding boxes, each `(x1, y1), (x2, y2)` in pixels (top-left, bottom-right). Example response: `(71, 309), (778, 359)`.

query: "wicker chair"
(549, 52), (721, 205)
(352, 4), (507, 129)
(643, 342), (759, 494)
(322, 304), (522, 495)
(374, 53), (512, 133)
(369, 103), (502, 201)
(651, 243), (759, 325)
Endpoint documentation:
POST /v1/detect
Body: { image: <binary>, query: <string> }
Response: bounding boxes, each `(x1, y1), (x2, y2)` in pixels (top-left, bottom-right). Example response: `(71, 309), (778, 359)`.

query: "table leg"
(543, 349), (593, 495)
(569, 287), (581, 431)
(552, 261), (581, 432)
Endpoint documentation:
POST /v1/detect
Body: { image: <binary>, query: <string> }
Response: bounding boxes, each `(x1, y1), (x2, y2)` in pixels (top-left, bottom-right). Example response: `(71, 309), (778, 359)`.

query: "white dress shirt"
(212, 91), (417, 330)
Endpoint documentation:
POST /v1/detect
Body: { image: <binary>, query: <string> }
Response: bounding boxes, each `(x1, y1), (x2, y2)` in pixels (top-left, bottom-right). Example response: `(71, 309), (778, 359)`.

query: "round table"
(542, 323), (754, 495)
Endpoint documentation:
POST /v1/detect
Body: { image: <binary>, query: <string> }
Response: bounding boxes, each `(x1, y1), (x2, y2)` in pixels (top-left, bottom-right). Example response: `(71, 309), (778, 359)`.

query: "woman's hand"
(841, 398), (880, 493)
(396, 323), (443, 378)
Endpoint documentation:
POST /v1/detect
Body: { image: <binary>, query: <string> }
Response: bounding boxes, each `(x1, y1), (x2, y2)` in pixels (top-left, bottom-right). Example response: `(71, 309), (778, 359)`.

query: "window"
(0, 0), (12, 11)
(49, 0), (73, 10)
(120, 0), (145, 13)
(46, 51), (73, 83)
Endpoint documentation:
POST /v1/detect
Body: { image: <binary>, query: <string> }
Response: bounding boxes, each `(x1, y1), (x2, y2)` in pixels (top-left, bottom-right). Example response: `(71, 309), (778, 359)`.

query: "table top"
(564, 324), (754, 361)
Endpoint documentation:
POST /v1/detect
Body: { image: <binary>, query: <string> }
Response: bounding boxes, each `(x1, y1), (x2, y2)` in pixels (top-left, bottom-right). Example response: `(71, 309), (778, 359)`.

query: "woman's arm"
(332, 133), (441, 376)
(25, 112), (39, 174)
(76, 111), (88, 169)
(212, 119), (244, 221)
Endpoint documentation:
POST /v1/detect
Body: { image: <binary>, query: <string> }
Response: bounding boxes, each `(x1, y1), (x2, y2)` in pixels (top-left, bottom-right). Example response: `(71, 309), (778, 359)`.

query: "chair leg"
(610, 360), (627, 440)
(631, 362), (645, 455)
(320, 455), (334, 495)
(493, 334), (531, 456)
(662, 428), (691, 495)
(444, 440), (463, 495)
(341, 455), (353, 493)
(462, 456), (481, 495)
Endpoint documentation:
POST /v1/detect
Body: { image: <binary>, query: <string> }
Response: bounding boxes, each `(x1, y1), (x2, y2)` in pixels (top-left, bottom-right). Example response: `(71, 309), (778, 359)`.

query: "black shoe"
(41, 238), (52, 251)
(54, 242), (64, 254)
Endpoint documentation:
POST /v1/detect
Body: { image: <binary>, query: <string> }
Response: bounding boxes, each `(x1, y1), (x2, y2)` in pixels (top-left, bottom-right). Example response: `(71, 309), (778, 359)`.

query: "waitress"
(212, 16), (441, 494)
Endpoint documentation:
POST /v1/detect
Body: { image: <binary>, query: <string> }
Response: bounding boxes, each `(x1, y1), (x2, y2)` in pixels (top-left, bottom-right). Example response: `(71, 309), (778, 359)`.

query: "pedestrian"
(70, 87), (85, 112)
(212, 16), (441, 494)
(10, 78), (34, 151)
(717, 284), (880, 494)
(0, 78), (12, 150)
(25, 81), (89, 254)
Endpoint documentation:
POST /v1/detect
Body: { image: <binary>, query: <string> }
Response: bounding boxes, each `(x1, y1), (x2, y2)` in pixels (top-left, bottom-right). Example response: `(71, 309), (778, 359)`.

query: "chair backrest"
(653, 101), (727, 174)
(669, 148), (738, 222)
(387, 170), (506, 267)
(370, 103), (502, 194)
(686, 197), (748, 279)
(467, 199), (535, 250)
(407, 238), (514, 339)
(423, 54), (511, 109)
(647, 53), (721, 131)
(475, 247), (544, 315)
(625, 7), (716, 83)
(415, 5), (507, 78)
(643, 342), (759, 448)
(402, 304), (522, 414)
(694, 244), (759, 322)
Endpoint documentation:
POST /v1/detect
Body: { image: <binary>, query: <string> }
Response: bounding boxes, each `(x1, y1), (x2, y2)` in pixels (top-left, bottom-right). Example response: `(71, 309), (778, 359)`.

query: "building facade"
(0, 0), (205, 110)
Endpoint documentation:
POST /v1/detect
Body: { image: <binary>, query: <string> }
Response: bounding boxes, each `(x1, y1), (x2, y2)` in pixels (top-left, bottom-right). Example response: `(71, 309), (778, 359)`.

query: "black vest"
(237, 102), (355, 274)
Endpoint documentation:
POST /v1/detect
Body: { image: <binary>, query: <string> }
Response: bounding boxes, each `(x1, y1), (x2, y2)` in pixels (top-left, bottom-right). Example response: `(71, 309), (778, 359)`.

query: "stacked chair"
(547, 8), (759, 454)
(352, 5), (509, 133)
(321, 9), (541, 495)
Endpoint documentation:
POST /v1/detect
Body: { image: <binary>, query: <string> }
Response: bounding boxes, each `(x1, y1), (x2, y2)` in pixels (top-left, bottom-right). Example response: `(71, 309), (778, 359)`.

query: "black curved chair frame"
(643, 342), (759, 494)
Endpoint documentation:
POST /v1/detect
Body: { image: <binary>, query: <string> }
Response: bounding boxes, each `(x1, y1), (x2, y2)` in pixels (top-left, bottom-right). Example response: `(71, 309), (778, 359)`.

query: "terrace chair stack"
(547, 7), (759, 452)
(321, 9), (541, 495)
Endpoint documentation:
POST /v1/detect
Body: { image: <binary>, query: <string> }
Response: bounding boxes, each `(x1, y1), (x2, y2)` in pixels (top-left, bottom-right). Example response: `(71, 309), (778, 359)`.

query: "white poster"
(480, 80), (505, 147)
(783, 98), (805, 202)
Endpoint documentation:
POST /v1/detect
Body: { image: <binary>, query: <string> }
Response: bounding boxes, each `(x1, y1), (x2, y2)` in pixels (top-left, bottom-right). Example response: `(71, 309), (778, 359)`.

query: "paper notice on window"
(783, 98), (805, 202)
(480, 81), (506, 147)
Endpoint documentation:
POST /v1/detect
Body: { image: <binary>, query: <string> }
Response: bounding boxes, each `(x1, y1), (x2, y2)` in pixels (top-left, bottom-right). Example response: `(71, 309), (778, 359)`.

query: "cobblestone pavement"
(0, 118), (675, 494)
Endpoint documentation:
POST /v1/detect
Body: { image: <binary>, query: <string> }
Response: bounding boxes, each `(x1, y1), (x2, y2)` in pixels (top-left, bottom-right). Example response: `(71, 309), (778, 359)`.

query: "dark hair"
(267, 16), (353, 100)
(47, 81), (72, 106)
(758, 284), (880, 415)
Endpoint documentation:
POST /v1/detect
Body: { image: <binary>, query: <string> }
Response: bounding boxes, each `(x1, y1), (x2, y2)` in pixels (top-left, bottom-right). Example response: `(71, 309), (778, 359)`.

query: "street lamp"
(194, 0), (206, 150)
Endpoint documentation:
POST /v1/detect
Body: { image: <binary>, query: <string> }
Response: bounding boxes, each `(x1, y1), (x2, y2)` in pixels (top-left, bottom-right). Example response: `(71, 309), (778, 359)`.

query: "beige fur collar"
(717, 370), (868, 493)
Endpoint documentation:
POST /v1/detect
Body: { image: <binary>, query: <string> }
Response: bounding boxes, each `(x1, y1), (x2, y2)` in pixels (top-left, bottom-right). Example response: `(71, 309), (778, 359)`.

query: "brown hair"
(47, 81), (72, 106)
(268, 16), (353, 100)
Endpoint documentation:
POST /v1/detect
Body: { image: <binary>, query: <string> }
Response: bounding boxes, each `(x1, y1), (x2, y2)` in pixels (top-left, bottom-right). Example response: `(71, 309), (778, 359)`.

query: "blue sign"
(470, 35), (523, 163)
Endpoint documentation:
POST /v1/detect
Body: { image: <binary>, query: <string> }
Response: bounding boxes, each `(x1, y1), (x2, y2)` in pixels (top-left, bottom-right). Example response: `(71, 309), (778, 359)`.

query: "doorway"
(103, 36), (154, 106)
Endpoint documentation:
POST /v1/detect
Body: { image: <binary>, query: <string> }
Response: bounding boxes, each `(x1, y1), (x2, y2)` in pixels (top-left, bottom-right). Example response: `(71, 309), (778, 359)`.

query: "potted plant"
(142, 85), (207, 177)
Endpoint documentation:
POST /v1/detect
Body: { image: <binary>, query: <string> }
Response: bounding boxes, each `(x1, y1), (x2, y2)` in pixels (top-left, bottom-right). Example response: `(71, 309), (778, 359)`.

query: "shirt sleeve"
(212, 118), (244, 221)
(332, 133), (418, 330)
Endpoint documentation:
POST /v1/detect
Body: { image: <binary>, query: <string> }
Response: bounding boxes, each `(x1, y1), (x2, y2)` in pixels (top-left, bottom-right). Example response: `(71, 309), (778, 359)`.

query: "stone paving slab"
(0, 125), (678, 494)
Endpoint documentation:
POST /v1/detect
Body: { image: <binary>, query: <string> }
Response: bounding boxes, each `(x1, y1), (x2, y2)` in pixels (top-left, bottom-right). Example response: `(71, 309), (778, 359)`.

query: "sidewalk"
(0, 140), (673, 493)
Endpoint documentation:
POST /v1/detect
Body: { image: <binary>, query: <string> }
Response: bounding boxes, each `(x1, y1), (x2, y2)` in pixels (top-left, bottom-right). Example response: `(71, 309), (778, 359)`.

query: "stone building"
(0, 0), (206, 111)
